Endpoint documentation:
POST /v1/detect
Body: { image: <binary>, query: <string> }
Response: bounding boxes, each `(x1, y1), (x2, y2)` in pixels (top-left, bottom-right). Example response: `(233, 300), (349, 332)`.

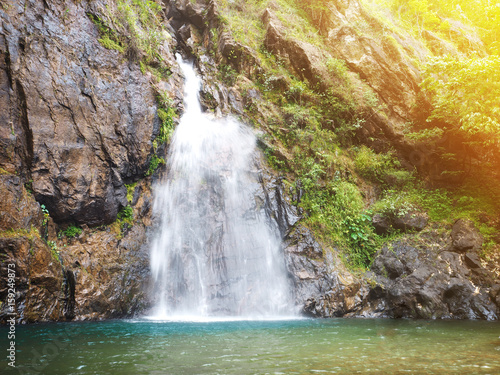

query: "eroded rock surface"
(1, 0), (159, 226)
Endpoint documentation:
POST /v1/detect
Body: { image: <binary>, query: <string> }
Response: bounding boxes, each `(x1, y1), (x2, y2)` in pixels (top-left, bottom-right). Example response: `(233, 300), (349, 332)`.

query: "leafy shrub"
(342, 212), (378, 268)
(62, 225), (82, 238)
(47, 240), (60, 261)
(156, 94), (176, 144)
(117, 205), (133, 221)
(40, 204), (50, 226)
(372, 190), (418, 219)
(326, 57), (348, 80)
(125, 182), (137, 204)
(146, 154), (165, 176)
(354, 146), (399, 182)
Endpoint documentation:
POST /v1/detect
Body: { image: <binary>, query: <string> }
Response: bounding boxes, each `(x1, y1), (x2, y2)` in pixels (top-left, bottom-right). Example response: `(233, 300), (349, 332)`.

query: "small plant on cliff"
(61, 225), (82, 239)
(40, 204), (50, 226)
(125, 182), (137, 204)
(145, 91), (176, 176)
(47, 240), (60, 262)
(87, 13), (126, 53)
(117, 205), (133, 221)
(146, 154), (165, 176)
(156, 93), (176, 144)
(353, 146), (399, 183)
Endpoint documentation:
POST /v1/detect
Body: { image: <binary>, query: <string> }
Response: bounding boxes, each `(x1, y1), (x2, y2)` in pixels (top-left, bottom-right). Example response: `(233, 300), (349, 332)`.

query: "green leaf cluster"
(420, 55), (500, 176)
(61, 225), (82, 239)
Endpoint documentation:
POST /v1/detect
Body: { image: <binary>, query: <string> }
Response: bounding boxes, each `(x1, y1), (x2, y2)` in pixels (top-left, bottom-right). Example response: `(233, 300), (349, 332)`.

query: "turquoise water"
(2, 318), (500, 374)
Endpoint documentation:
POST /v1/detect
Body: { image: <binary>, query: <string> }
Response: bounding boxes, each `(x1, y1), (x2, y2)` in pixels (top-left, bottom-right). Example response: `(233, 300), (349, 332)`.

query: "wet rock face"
(0, 0), (158, 226)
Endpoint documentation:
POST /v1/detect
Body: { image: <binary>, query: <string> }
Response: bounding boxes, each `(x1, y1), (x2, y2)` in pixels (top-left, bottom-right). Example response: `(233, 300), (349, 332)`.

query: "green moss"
(0, 227), (40, 240)
(0, 167), (12, 175)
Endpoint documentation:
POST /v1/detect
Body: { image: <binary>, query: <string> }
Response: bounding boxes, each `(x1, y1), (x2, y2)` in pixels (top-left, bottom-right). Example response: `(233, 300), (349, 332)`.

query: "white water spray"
(149, 56), (293, 320)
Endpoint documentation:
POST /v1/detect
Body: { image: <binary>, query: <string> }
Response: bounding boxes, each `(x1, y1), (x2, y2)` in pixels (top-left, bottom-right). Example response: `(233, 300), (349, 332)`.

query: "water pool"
(3, 318), (500, 374)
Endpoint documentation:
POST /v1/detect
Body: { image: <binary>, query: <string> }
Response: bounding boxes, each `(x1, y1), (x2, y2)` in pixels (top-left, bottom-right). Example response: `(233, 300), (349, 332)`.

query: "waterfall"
(149, 56), (293, 320)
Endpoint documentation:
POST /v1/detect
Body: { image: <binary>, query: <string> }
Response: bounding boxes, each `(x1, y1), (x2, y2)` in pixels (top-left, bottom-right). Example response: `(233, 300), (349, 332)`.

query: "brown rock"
(0, 0), (159, 226)
(0, 175), (43, 231)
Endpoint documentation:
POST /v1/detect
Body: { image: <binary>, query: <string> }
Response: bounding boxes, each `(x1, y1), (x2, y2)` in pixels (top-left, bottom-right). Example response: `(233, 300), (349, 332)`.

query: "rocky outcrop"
(260, 4), (416, 144)
(262, 10), (331, 91)
(451, 218), (483, 252)
(0, 175), (68, 323)
(372, 210), (428, 235)
(283, 225), (367, 317)
(0, 172), (154, 323)
(365, 233), (498, 319)
(324, 4), (423, 122)
(0, 0), (159, 226)
(295, 221), (499, 320)
(58, 222), (151, 320)
(281, 217), (498, 320)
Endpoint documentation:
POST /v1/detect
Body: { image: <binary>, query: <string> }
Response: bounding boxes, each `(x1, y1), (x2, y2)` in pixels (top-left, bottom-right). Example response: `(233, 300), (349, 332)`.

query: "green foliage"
(299, 174), (379, 268)
(422, 55), (500, 142)
(156, 93), (176, 144)
(0, 167), (12, 175)
(372, 190), (419, 219)
(146, 154), (165, 176)
(88, 12), (126, 53)
(0, 226), (41, 240)
(371, 0), (500, 54)
(61, 225), (82, 239)
(218, 64), (238, 86)
(117, 205), (133, 221)
(40, 204), (50, 226)
(88, 0), (168, 69)
(341, 212), (378, 268)
(286, 79), (308, 105)
(391, 0), (441, 32)
(98, 34), (126, 53)
(419, 55), (500, 178)
(353, 146), (399, 182)
(125, 182), (137, 204)
(326, 57), (349, 80)
(47, 240), (60, 262)
(145, 91), (176, 177)
(264, 147), (288, 171)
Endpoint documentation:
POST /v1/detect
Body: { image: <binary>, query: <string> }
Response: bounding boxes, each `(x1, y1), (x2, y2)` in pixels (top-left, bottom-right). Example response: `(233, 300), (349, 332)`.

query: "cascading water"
(149, 56), (293, 319)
